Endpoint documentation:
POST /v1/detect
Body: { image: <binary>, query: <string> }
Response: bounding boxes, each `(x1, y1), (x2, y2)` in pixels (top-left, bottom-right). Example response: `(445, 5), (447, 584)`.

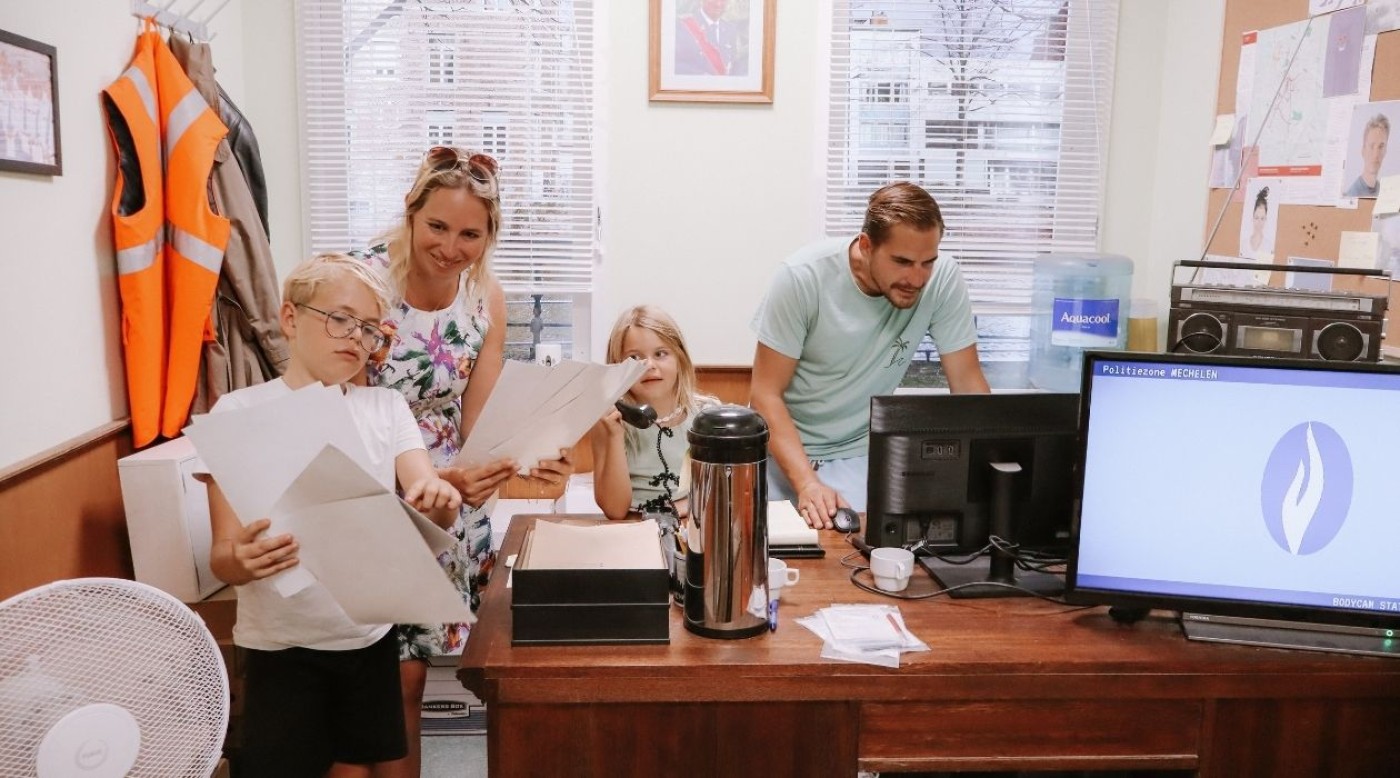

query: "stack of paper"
(768, 501), (820, 549)
(796, 604), (928, 668)
(520, 519), (666, 571)
(459, 358), (647, 472)
(184, 384), (471, 626)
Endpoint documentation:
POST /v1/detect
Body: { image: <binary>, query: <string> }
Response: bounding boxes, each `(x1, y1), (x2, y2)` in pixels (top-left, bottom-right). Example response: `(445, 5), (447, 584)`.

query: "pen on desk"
(768, 597), (778, 632)
(886, 612), (904, 642)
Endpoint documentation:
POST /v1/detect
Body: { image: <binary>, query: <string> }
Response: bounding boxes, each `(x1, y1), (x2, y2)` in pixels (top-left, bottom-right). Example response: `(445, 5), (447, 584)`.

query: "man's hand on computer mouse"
(796, 481), (850, 530)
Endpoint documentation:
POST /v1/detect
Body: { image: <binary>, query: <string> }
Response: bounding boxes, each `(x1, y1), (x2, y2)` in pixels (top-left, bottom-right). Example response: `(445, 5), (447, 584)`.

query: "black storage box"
(512, 557), (671, 646)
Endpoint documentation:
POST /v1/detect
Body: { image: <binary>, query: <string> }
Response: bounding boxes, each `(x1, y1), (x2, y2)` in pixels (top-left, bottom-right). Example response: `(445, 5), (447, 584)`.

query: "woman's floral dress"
(353, 244), (494, 660)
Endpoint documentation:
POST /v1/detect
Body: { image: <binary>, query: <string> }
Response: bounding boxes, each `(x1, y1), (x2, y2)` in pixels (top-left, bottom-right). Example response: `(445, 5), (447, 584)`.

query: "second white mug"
(870, 547), (914, 593)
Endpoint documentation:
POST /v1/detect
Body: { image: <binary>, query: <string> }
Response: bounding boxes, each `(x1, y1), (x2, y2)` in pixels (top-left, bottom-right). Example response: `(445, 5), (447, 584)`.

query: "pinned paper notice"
(1338, 231), (1381, 269)
(1373, 176), (1400, 215)
(1210, 114), (1236, 146)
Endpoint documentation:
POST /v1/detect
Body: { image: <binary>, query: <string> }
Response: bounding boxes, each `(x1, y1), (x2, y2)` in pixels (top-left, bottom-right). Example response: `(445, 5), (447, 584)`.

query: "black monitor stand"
(919, 460), (1065, 599)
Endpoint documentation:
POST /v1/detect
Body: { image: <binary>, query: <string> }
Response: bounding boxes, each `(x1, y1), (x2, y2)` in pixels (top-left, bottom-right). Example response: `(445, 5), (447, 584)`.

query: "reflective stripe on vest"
(155, 34), (230, 438)
(103, 29), (166, 447)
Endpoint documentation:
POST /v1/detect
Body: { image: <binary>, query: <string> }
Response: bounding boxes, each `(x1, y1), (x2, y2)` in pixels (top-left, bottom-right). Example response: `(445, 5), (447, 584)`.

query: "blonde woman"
(352, 147), (572, 777)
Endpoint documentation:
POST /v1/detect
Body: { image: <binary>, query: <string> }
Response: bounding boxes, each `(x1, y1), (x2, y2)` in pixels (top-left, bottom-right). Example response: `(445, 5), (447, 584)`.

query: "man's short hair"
(862, 181), (944, 246)
(1365, 113), (1391, 138)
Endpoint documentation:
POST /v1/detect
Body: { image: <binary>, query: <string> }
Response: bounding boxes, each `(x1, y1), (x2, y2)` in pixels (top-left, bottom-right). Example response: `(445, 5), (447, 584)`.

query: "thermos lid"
(688, 405), (768, 464)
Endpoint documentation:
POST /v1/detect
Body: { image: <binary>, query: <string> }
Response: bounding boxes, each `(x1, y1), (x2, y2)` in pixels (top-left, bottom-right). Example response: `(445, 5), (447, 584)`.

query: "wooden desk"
(460, 517), (1400, 776)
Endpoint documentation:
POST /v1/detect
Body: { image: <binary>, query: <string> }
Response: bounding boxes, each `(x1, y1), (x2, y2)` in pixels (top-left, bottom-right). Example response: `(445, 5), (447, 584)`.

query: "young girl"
(590, 306), (717, 520)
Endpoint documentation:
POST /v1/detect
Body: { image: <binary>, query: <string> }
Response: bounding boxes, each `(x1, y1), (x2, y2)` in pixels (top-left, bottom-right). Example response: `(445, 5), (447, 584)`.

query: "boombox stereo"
(1169, 262), (1389, 362)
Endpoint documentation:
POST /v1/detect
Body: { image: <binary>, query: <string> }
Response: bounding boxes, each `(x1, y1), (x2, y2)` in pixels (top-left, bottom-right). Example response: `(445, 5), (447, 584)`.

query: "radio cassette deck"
(1168, 261), (1389, 362)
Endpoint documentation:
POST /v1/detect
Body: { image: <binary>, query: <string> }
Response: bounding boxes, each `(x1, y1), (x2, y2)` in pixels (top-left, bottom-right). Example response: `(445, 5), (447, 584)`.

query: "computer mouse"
(831, 507), (861, 534)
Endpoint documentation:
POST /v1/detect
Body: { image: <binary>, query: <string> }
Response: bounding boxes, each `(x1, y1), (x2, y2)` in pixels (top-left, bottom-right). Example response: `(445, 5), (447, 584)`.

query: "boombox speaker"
(1168, 260), (1388, 362)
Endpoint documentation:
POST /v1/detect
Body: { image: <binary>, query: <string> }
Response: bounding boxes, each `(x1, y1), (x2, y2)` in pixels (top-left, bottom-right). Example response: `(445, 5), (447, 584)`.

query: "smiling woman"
(346, 147), (575, 776)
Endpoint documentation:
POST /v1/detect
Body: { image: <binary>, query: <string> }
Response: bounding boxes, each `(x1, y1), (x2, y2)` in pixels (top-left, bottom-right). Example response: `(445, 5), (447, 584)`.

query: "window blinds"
(826, 0), (1119, 316)
(297, 0), (596, 293)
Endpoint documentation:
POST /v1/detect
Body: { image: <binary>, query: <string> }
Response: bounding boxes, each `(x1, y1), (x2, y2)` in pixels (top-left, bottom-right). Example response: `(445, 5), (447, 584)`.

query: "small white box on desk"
(118, 436), (222, 601)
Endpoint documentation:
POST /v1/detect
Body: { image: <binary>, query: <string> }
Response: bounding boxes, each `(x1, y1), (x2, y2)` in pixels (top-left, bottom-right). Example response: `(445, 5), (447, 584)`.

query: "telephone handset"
(615, 400), (657, 429)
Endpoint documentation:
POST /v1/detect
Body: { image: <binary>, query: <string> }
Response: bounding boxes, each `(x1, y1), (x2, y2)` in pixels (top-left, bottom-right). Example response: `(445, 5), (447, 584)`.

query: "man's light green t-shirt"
(750, 235), (978, 459)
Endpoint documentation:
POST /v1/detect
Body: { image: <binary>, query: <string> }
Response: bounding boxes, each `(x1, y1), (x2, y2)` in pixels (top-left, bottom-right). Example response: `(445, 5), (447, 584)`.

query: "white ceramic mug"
(767, 557), (800, 601)
(870, 547), (915, 593)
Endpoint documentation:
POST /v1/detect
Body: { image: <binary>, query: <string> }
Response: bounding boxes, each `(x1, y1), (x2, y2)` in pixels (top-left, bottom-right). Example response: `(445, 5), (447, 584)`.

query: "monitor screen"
(1068, 352), (1400, 649)
(866, 392), (1079, 598)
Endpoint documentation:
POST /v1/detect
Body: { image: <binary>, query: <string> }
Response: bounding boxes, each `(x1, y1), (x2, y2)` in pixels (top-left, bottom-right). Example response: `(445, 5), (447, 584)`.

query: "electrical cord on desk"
(844, 563), (1077, 604)
(844, 535), (1078, 604)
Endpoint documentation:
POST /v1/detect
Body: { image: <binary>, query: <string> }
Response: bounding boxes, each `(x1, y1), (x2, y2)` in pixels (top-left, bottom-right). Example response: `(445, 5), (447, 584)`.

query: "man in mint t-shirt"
(750, 182), (990, 528)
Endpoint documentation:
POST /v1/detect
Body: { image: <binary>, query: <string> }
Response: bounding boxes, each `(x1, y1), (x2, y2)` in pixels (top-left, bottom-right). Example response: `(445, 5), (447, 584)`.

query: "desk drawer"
(861, 699), (1201, 773)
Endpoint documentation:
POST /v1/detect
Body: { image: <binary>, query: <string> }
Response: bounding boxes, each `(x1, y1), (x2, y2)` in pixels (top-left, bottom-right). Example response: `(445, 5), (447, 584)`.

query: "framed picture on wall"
(649, 0), (776, 103)
(0, 29), (62, 176)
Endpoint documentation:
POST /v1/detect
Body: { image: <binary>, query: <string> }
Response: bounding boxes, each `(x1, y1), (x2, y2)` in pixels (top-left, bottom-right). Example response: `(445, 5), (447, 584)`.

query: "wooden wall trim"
(0, 422), (134, 600)
(0, 419), (131, 484)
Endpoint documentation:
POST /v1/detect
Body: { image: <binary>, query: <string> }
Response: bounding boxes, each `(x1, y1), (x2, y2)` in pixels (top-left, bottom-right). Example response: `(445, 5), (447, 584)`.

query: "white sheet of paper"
(1210, 114), (1236, 146)
(274, 445), (455, 557)
(768, 501), (819, 546)
(184, 383), (371, 526)
(459, 358), (648, 472)
(1187, 255), (1271, 287)
(522, 518), (665, 570)
(1321, 96), (1361, 206)
(273, 446), (470, 624)
(1374, 175), (1400, 215)
(1338, 231), (1381, 269)
(465, 361), (590, 457)
(1312, 0), (1363, 17)
(1284, 256), (1337, 291)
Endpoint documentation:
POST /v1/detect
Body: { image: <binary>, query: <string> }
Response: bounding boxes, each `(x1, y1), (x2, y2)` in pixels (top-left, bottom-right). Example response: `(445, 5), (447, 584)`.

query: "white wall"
(1102, 0), (1226, 310)
(594, 1), (825, 365)
(0, 0), (1226, 470)
(0, 1), (245, 471)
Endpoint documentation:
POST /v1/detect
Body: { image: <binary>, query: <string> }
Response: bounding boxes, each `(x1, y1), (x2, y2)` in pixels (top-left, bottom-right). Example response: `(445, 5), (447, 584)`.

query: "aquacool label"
(1050, 297), (1119, 347)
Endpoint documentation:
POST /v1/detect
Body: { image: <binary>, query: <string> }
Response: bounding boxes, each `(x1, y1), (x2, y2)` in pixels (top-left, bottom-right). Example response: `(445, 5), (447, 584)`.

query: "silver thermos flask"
(684, 405), (769, 639)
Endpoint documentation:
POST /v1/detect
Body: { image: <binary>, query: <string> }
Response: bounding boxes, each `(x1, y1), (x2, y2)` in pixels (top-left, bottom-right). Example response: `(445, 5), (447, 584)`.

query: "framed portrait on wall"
(649, 0), (776, 103)
(0, 29), (62, 176)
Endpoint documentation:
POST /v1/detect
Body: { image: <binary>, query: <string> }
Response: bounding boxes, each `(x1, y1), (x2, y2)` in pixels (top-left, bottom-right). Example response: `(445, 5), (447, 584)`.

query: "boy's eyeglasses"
(297, 304), (389, 352)
(423, 146), (498, 182)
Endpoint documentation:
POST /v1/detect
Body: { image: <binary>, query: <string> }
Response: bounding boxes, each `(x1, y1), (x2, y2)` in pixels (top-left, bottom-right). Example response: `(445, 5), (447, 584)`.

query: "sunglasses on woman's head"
(424, 146), (498, 181)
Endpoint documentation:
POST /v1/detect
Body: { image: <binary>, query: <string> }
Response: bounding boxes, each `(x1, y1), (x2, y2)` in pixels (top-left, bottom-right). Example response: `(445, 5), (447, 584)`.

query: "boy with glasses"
(202, 252), (461, 776)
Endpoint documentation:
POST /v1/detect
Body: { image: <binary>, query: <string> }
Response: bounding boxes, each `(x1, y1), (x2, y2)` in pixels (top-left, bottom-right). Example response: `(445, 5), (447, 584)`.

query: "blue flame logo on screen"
(1260, 422), (1352, 555)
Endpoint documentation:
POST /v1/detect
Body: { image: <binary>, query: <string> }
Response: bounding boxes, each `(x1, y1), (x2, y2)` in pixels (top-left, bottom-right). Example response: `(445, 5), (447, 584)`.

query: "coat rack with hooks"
(130, 0), (233, 42)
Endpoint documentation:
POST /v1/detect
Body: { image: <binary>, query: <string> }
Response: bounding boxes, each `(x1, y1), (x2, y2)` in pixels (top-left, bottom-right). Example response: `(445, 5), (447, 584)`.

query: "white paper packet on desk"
(796, 604), (928, 669)
(458, 358), (647, 473)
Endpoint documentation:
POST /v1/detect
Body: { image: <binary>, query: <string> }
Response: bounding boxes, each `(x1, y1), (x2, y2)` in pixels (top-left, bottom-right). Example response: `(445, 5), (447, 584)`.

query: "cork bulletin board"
(1207, 0), (1400, 349)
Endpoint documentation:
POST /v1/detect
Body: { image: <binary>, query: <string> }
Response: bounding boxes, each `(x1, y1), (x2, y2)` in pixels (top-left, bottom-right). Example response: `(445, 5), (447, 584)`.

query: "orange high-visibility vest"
(102, 28), (167, 447)
(154, 34), (230, 438)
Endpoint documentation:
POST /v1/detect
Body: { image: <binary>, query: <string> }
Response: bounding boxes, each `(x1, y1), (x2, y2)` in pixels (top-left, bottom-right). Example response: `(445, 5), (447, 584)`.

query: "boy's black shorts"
(238, 629), (406, 776)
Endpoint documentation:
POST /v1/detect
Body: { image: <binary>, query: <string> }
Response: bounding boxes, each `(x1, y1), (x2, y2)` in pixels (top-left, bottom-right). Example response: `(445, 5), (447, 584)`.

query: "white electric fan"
(0, 578), (228, 777)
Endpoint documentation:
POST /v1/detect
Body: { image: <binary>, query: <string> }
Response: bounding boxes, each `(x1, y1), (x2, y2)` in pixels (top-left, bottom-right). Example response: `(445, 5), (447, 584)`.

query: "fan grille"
(0, 578), (228, 777)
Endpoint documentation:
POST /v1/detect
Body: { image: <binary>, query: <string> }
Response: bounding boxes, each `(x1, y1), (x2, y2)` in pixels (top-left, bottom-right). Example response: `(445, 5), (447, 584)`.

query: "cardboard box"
(423, 655), (487, 736)
(118, 437), (223, 601)
(512, 566), (670, 645)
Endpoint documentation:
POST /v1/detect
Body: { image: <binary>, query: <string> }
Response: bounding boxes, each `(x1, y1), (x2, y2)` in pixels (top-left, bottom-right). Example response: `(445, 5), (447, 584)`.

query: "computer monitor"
(865, 392), (1080, 598)
(1068, 351), (1400, 658)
